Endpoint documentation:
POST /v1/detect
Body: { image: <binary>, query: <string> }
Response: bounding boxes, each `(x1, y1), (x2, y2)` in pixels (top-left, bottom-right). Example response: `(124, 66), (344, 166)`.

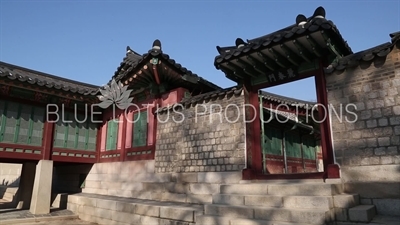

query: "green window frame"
(302, 137), (317, 160)
(53, 111), (98, 151)
(105, 118), (119, 151)
(132, 111), (148, 147)
(264, 126), (283, 155)
(0, 100), (44, 146)
(285, 131), (302, 158)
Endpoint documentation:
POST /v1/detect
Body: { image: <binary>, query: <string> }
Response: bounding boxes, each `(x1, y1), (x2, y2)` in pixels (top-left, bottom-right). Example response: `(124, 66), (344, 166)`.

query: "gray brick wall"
(155, 91), (246, 173)
(326, 47), (400, 167)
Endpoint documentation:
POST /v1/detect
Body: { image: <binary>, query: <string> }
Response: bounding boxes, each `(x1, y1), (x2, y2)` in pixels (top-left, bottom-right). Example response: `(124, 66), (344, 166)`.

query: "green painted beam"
(292, 40), (314, 62)
(267, 48), (291, 68)
(320, 30), (343, 58)
(297, 60), (320, 74)
(279, 44), (303, 67)
(235, 59), (258, 77)
(256, 52), (279, 71)
(306, 35), (323, 57)
(246, 55), (270, 74)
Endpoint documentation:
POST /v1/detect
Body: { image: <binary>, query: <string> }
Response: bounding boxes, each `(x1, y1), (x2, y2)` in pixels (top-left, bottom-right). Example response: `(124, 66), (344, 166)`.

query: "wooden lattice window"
(302, 137), (317, 160)
(53, 111), (98, 151)
(285, 131), (302, 158)
(105, 118), (119, 151)
(0, 100), (44, 146)
(264, 126), (283, 155)
(132, 111), (147, 147)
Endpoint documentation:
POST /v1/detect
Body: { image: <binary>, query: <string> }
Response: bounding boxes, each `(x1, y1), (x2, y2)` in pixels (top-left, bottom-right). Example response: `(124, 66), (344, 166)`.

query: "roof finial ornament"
(312, 6), (326, 19)
(235, 38), (246, 48)
(126, 46), (133, 54)
(216, 46), (223, 54)
(296, 14), (307, 27)
(152, 39), (162, 51)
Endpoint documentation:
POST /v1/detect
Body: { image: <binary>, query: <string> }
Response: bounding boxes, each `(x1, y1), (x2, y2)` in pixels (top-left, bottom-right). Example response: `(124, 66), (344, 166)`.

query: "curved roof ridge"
(259, 90), (316, 107)
(325, 31), (400, 74)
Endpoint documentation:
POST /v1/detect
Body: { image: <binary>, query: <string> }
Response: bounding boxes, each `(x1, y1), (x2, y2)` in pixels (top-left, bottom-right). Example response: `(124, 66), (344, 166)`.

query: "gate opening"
(260, 77), (323, 174)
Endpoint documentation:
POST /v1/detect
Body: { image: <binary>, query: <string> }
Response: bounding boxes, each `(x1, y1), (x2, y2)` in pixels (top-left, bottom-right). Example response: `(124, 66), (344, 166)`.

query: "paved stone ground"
(13, 219), (97, 225)
(0, 208), (98, 224)
(0, 208), (73, 220)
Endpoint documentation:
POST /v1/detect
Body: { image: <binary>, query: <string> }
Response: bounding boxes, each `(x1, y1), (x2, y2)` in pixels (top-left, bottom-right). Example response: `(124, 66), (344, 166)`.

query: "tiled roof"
(324, 31), (400, 74)
(111, 41), (221, 91)
(0, 61), (99, 96)
(156, 86), (315, 113)
(263, 107), (316, 131)
(156, 86), (243, 113)
(214, 7), (352, 68)
(259, 90), (315, 110)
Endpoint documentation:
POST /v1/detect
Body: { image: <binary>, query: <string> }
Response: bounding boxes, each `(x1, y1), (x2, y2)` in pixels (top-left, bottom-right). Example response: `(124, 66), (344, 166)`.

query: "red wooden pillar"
(94, 106), (104, 163)
(315, 62), (340, 178)
(95, 123), (102, 163)
(242, 81), (262, 179)
(42, 114), (55, 160)
(120, 114), (128, 162)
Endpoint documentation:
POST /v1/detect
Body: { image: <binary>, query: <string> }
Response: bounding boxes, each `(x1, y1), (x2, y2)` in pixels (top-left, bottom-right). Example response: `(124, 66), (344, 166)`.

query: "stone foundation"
(82, 161), (242, 203)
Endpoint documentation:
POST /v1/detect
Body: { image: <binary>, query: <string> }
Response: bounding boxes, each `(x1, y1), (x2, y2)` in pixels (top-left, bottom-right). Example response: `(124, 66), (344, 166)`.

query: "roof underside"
(214, 7), (352, 84)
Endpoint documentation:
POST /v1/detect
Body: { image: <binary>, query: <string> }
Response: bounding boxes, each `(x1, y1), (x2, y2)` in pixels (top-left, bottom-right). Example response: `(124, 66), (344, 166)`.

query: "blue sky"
(0, 0), (399, 101)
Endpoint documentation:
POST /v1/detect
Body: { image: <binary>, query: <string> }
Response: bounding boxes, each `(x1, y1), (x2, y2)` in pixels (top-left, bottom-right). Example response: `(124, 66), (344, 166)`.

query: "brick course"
(155, 92), (246, 173)
(326, 46), (400, 168)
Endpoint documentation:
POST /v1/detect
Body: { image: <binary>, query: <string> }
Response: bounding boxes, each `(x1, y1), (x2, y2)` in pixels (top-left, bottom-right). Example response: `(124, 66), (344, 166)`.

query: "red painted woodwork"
(252, 172), (325, 180)
(327, 164), (340, 178)
(100, 119), (107, 152)
(315, 62), (338, 179)
(243, 63), (339, 180)
(0, 143), (43, 161)
(52, 148), (96, 163)
(95, 121), (103, 163)
(117, 112), (124, 151)
(42, 114), (55, 160)
(243, 80), (262, 177)
(125, 145), (155, 161)
(120, 115), (128, 161)
(264, 154), (318, 174)
(99, 149), (122, 163)
(0, 151), (43, 161)
(250, 89), (262, 174)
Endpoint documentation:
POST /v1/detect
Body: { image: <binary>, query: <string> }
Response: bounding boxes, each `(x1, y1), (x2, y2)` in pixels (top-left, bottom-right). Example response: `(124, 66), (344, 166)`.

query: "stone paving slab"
(0, 209), (76, 224)
(73, 192), (204, 210)
(11, 219), (97, 225)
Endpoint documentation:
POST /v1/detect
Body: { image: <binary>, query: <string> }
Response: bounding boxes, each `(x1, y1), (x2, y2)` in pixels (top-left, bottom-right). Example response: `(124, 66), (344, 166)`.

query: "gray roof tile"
(324, 31), (400, 74)
(0, 61), (99, 96)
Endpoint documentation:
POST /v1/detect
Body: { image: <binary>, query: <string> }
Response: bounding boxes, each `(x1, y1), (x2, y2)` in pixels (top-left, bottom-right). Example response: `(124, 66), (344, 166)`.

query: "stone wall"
(155, 90), (246, 173)
(326, 46), (400, 171)
(82, 160), (242, 204)
(326, 45), (400, 214)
